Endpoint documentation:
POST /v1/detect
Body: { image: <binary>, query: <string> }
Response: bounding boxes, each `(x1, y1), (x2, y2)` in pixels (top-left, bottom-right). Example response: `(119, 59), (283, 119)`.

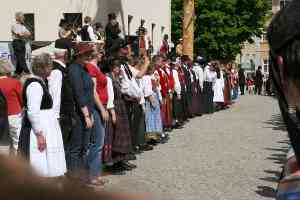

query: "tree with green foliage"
(172, 0), (271, 61)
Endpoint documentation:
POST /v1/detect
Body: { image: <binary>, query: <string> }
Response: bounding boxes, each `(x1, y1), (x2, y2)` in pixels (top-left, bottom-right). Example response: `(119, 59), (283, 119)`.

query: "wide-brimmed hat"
(73, 42), (95, 57)
(0, 58), (15, 74)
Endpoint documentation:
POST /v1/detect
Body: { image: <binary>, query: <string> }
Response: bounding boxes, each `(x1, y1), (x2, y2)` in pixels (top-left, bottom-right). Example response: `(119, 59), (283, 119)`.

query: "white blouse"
(142, 75), (153, 98)
(172, 69), (181, 95)
(193, 64), (204, 89)
(204, 66), (217, 83)
(106, 76), (115, 109)
(120, 64), (142, 99)
(48, 60), (66, 119)
(26, 82), (44, 135)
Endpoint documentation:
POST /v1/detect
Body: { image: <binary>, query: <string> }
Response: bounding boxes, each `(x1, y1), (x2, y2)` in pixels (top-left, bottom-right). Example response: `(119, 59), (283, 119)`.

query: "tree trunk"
(183, 0), (194, 59)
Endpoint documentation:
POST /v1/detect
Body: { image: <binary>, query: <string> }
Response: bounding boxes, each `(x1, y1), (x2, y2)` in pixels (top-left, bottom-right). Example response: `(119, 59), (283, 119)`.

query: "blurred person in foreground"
(267, 1), (300, 199)
(0, 155), (155, 200)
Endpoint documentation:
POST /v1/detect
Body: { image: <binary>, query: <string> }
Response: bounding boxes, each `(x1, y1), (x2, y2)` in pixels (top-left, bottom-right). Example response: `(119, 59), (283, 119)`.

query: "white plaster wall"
(0, 0), (171, 53)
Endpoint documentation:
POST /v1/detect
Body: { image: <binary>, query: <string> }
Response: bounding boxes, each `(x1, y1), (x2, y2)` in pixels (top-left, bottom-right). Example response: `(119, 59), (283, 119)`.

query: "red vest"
(163, 65), (175, 92)
(177, 66), (186, 87)
(156, 67), (169, 98)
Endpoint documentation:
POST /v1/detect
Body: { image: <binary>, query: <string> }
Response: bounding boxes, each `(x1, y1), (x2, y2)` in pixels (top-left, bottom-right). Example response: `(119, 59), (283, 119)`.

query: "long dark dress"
(18, 78), (53, 160)
(0, 90), (9, 146)
(111, 77), (132, 162)
(223, 72), (231, 106)
(182, 65), (192, 117)
(191, 71), (201, 115)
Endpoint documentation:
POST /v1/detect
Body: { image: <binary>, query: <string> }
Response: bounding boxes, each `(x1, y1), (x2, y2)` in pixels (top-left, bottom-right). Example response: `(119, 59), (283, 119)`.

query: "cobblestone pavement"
(105, 95), (288, 200)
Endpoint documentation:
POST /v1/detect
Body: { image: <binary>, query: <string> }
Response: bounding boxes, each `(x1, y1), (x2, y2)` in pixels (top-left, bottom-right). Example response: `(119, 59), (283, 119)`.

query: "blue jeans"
(66, 112), (92, 177)
(88, 110), (105, 177)
(277, 189), (300, 200)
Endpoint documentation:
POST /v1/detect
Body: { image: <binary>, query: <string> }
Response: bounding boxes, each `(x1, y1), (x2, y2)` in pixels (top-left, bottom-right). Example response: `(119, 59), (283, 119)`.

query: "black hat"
(59, 19), (67, 27)
(106, 38), (129, 56)
(108, 13), (116, 20)
(268, 0), (300, 53)
(55, 38), (72, 50)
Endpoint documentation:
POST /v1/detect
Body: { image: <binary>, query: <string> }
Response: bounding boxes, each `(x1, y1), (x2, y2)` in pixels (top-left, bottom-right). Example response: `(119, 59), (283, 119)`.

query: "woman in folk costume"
(213, 67), (225, 111)
(153, 55), (172, 131)
(143, 63), (164, 144)
(203, 62), (217, 114)
(128, 56), (153, 152)
(162, 57), (174, 128)
(107, 59), (135, 173)
(223, 65), (232, 107)
(18, 53), (66, 177)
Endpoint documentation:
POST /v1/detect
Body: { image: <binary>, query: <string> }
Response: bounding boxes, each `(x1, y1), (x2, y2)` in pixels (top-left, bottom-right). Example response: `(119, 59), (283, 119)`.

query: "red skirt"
(161, 96), (173, 128)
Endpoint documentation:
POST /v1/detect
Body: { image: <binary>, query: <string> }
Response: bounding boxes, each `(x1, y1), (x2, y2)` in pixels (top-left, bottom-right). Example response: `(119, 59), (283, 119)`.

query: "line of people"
(1, 12), (243, 187)
(0, 41), (241, 187)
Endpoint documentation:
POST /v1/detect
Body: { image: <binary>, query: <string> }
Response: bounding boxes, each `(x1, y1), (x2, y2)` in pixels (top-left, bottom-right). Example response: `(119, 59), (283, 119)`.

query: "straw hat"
(73, 42), (95, 57)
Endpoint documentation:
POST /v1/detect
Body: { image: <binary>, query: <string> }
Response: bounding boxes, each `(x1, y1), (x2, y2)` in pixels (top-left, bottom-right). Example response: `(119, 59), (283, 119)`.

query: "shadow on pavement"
(256, 114), (289, 199)
(263, 114), (287, 132)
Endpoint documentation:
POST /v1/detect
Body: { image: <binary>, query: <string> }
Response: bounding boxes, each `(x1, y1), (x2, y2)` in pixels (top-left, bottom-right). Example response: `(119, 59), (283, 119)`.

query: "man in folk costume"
(181, 55), (193, 118)
(160, 34), (170, 57)
(117, 40), (153, 155)
(176, 59), (188, 122)
(176, 38), (183, 57)
(189, 62), (201, 116)
(81, 16), (97, 42)
(193, 56), (205, 115)
(47, 40), (76, 157)
(170, 59), (183, 127)
(105, 13), (121, 55)
(137, 26), (148, 57)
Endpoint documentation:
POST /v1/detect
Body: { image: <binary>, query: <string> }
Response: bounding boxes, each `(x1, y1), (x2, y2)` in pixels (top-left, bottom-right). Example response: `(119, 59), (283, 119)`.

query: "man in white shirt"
(11, 12), (31, 75)
(81, 16), (97, 42)
(47, 41), (75, 147)
(194, 57), (205, 90)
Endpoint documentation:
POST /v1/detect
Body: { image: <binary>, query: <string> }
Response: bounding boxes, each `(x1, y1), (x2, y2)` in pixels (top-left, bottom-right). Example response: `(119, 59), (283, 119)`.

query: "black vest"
(52, 61), (76, 117)
(81, 25), (92, 41)
(18, 78), (53, 159)
(23, 78), (53, 110)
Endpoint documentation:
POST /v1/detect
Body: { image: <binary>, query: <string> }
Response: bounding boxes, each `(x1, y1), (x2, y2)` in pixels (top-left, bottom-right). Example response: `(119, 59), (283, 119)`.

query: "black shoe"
(117, 162), (133, 171)
(122, 161), (137, 169)
(126, 154), (137, 161)
(159, 136), (169, 144)
(109, 164), (126, 175)
(140, 144), (154, 151)
(148, 139), (159, 146)
(165, 128), (172, 132)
